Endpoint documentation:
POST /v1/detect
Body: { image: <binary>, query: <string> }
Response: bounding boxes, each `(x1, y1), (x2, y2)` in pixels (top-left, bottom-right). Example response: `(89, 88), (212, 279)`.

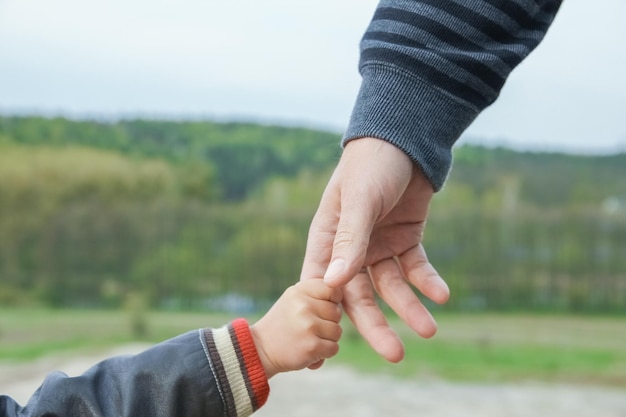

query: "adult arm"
(346, 0), (563, 189)
(302, 0), (563, 362)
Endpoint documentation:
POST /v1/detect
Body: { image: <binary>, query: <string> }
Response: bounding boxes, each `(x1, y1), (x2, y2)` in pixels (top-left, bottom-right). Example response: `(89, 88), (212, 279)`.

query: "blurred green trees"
(0, 116), (624, 313)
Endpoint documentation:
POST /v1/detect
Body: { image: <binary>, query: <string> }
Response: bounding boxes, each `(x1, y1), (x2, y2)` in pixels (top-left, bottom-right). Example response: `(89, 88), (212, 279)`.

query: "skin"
(251, 279), (343, 379)
(300, 137), (450, 363)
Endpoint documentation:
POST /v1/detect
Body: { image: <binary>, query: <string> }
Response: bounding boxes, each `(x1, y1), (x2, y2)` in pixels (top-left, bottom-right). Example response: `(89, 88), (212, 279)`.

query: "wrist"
(250, 322), (278, 379)
(343, 64), (478, 191)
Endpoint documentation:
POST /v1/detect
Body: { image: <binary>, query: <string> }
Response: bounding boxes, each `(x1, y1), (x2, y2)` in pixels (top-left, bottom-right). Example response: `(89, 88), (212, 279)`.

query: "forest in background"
(0, 115), (625, 313)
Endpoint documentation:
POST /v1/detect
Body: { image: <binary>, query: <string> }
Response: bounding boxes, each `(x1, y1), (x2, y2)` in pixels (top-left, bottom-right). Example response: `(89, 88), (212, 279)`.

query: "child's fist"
(251, 280), (342, 378)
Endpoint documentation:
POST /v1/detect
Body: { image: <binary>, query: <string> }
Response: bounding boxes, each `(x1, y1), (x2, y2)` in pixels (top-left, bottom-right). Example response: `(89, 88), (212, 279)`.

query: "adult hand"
(300, 137), (449, 363)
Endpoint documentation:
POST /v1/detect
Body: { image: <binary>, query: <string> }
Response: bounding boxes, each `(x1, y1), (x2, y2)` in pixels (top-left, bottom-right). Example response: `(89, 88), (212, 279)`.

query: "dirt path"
(258, 367), (626, 417)
(2, 346), (625, 416)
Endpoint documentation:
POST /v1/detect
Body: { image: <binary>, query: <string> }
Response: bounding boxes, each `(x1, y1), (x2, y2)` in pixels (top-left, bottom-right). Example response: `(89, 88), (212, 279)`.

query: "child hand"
(250, 280), (343, 379)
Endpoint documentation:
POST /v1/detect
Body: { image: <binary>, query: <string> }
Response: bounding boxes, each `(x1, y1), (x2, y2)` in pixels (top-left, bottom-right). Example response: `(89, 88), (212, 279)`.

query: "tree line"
(0, 116), (624, 313)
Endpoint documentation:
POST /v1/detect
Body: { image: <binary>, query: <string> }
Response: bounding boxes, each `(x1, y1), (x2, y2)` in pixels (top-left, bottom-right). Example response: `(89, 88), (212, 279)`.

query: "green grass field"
(0, 309), (624, 387)
(338, 313), (626, 387)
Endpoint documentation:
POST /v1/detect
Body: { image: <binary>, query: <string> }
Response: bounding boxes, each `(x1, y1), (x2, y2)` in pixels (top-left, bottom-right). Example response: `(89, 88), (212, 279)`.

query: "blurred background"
(0, 0), (625, 413)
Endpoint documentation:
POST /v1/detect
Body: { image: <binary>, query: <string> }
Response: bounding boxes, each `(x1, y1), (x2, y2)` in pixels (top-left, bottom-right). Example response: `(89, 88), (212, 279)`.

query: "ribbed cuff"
(343, 64), (479, 191)
(203, 319), (270, 417)
(230, 318), (270, 409)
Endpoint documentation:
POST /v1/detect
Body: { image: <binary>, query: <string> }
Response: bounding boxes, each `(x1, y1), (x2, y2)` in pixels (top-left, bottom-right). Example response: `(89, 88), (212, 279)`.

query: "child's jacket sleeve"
(0, 318), (269, 417)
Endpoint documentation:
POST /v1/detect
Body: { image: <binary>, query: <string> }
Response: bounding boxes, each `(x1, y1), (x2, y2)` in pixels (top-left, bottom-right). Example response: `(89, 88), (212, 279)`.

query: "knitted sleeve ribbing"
(201, 319), (270, 417)
(343, 0), (562, 191)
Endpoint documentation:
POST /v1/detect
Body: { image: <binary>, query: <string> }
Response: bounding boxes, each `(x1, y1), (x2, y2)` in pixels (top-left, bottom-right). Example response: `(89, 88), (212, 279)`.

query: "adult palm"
(301, 137), (449, 363)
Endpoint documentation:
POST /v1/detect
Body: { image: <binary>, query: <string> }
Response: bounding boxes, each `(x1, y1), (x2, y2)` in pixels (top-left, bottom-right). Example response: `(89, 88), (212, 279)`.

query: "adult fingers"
(300, 181), (340, 282)
(302, 186), (376, 287)
(397, 244), (450, 305)
(299, 163), (374, 285)
(323, 139), (415, 287)
(323, 194), (377, 288)
(341, 271), (405, 363)
(369, 257), (438, 339)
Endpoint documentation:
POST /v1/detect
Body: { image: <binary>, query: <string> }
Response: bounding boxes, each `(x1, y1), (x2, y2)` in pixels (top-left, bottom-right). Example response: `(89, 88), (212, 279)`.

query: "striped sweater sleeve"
(200, 319), (270, 417)
(344, 0), (563, 191)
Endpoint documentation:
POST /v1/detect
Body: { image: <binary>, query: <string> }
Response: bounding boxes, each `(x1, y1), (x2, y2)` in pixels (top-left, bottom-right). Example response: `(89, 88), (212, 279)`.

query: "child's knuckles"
(332, 305), (342, 321)
(330, 288), (343, 304)
(321, 322), (342, 341)
(300, 316), (317, 334)
(334, 324), (343, 341)
(292, 303), (313, 322)
(301, 337), (323, 357)
(324, 342), (340, 358)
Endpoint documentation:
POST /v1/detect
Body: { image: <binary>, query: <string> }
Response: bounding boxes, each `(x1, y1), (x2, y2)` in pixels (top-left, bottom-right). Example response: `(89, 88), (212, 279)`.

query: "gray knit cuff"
(343, 64), (479, 191)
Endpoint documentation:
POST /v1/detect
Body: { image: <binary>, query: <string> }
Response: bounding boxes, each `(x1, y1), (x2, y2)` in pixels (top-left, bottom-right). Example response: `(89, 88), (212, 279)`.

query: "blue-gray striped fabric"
(344, 0), (562, 190)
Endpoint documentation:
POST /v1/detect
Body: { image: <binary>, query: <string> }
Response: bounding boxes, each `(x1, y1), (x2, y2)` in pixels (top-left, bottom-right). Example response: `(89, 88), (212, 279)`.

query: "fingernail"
(324, 259), (345, 284)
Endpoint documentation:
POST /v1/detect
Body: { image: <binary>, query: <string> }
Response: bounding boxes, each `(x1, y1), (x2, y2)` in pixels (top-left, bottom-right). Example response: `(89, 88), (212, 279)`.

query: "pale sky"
(1, 0), (625, 153)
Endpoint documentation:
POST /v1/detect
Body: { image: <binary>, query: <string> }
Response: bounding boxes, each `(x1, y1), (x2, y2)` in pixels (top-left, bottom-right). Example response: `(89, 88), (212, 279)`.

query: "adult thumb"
(323, 202), (375, 287)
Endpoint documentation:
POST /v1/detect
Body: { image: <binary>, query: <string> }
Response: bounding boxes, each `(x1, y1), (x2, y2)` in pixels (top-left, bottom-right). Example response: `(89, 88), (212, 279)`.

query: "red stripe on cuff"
(231, 318), (270, 408)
